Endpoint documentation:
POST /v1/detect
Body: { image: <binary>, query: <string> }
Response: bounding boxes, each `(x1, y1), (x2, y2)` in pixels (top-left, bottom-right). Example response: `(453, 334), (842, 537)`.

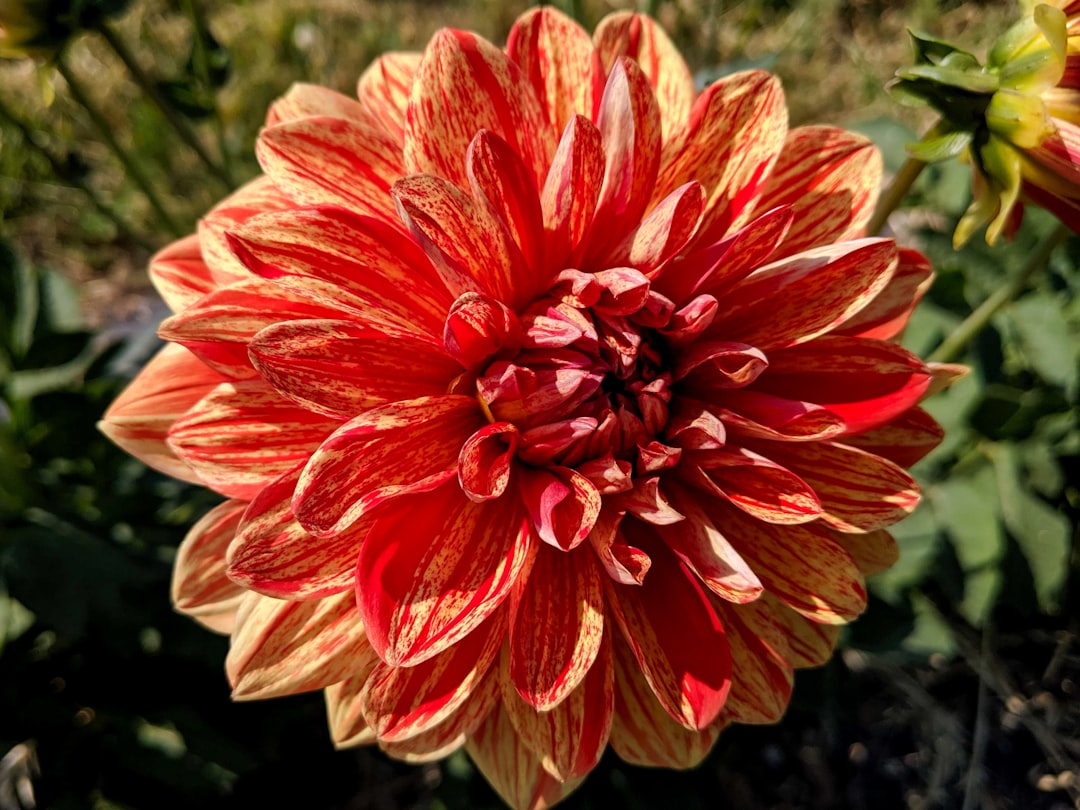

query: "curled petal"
(589, 507), (651, 585)
(518, 466), (601, 550)
(443, 291), (523, 370)
(459, 422), (520, 502)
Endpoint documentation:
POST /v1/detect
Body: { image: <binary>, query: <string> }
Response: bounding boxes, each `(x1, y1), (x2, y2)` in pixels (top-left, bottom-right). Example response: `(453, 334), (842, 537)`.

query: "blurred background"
(0, 0), (1077, 808)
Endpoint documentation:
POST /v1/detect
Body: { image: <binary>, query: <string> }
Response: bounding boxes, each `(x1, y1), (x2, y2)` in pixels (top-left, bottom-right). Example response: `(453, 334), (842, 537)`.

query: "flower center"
(475, 268), (677, 467)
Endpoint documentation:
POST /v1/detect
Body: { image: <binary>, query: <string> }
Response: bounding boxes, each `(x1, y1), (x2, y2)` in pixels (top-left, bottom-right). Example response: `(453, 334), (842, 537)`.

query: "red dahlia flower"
(100, 8), (944, 808)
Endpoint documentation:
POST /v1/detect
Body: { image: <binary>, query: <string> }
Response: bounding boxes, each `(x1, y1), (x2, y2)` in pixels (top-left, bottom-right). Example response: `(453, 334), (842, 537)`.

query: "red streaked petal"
(466, 703), (585, 810)
(842, 407), (944, 468)
(459, 422), (519, 502)
(250, 319), (460, 419)
(294, 395), (484, 537)
(226, 464), (367, 600)
(711, 238), (898, 350)
(227, 205), (451, 340)
(837, 248), (934, 341)
(659, 70), (787, 245)
(467, 131), (547, 292)
(157, 277), (341, 380)
(378, 669), (500, 763)
(509, 546), (604, 710)
(171, 499), (246, 634)
(98, 344), (224, 484)
(609, 635), (725, 768)
(705, 390), (846, 442)
(255, 115), (403, 223)
(706, 500), (867, 624)
(589, 507), (652, 586)
(593, 12), (696, 143)
(225, 591), (370, 700)
(752, 126), (883, 258)
(518, 466), (601, 551)
(682, 447), (823, 525)
(648, 485), (764, 603)
(393, 172), (527, 307)
(325, 667), (382, 749)
(832, 528), (899, 576)
(405, 28), (555, 190)
(765, 594), (842, 668)
(540, 114), (605, 272)
(605, 528), (731, 730)
(606, 181), (705, 276)
(356, 480), (538, 667)
(265, 82), (370, 126)
(709, 599), (794, 724)
(357, 52), (421, 143)
(167, 380), (339, 501)
(584, 57), (662, 263)
(197, 176), (292, 285)
(361, 610), (503, 742)
(444, 291), (523, 371)
(753, 440), (920, 533)
(148, 234), (214, 313)
(502, 627), (613, 781)
(755, 336), (932, 435)
(507, 7), (604, 134)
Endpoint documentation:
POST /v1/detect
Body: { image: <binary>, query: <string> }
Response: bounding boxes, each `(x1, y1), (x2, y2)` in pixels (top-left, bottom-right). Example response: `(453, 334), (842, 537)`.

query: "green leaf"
(1007, 293), (1079, 394)
(928, 460), (1004, 571)
(990, 444), (1071, 611)
(896, 65), (999, 95)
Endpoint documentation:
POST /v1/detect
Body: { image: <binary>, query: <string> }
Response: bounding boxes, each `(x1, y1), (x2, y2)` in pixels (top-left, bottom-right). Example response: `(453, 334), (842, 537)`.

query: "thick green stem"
(929, 222), (1070, 364)
(867, 154), (928, 235)
(97, 21), (230, 187)
(0, 93), (156, 252)
(55, 53), (184, 237)
(181, 0), (235, 185)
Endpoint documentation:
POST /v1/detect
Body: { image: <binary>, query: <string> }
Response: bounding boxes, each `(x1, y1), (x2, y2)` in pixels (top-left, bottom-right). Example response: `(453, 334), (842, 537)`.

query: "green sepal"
(908, 30), (982, 70)
(906, 129), (974, 163)
(896, 64), (1000, 95)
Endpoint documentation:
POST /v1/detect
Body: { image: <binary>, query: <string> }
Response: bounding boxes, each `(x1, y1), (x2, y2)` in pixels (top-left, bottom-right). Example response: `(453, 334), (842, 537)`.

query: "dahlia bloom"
(101, 9), (943, 808)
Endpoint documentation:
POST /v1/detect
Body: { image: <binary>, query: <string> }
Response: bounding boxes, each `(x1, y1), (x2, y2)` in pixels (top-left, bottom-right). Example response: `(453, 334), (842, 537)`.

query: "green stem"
(55, 53), (185, 237)
(96, 21), (230, 187)
(866, 120), (950, 235)
(928, 222), (1070, 364)
(181, 0), (235, 185)
(0, 91), (156, 252)
(867, 154), (928, 235)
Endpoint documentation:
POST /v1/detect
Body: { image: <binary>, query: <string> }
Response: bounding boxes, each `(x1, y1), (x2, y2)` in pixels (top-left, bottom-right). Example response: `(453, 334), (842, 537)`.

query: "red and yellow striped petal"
(405, 28), (555, 190)
(751, 126), (882, 259)
(593, 12), (696, 143)
(227, 205), (451, 340)
(167, 380), (340, 501)
(508, 546), (604, 710)
(710, 600), (793, 724)
(708, 500), (866, 624)
(841, 406), (944, 467)
(356, 480), (538, 667)
(361, 611), (503, 742)
(710, 238), (898, 350)
(171, 499), (247, 634)
(250, 319), (460, 419)
(256, 115), (403, 223)
(293, 395), (483, 537)
(226, 464), (367, 600)
(502, 628), (613, 780)
(608, 636), (726, 768)
(507, 7), (604, 134)
(265, 82), (370, 126)
(835, 248), (934, 341)
(658, 70), (786, 244)
(148, 234), (214, 313)
(357, 52), (421, 144)
(467, 703), (585, 810)
(226, 590), (371, 700)
(541, 115), (605, 270)
(605, 530), (731, 730)
(98, 343), (225, 483)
